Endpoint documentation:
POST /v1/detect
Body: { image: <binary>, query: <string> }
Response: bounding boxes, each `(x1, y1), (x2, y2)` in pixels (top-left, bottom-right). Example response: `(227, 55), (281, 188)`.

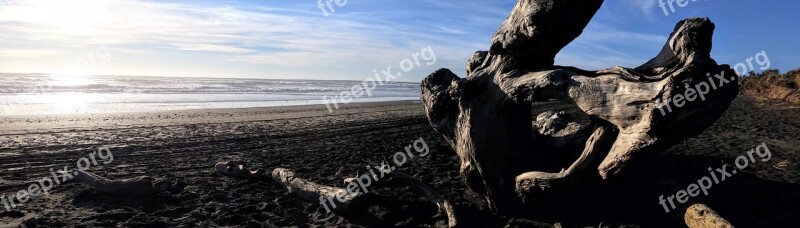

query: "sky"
(0, 0), (797, 82)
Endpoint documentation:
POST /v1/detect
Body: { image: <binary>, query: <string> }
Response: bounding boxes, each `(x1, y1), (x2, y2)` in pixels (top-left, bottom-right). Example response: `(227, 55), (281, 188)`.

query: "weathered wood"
(423, 0), (608, 211)
(515, 124), (613, 201)
(271, 168), (364, 214)
(271, 167), (457, 227)
(215, 161), (263, 179)
(684, 204), (734, 228)
(420, 0), (738, 225)
(74, 170), (159, 196)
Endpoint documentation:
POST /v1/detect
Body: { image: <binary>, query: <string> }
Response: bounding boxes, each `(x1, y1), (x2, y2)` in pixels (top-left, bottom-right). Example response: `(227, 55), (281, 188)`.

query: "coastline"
(0, 100), (422, 135)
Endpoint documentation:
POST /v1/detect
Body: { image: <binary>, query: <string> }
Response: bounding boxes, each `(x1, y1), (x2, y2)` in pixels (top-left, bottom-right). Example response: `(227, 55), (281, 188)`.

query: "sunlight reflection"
(48, 74), (95, 87)
(48, 93), (94, 114)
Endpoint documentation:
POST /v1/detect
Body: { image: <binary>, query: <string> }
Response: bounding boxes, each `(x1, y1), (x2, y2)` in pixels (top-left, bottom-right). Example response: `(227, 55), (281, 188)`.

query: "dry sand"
(0, 97), (798, 227)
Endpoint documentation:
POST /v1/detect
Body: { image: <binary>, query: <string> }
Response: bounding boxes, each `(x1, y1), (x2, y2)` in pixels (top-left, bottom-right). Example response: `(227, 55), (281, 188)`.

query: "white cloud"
(579, 23), (667, 48)
(0, 0), (479, 68)
(0, 0), (509, 79)
(622, 0), (658, 17)
(0, 49), (62, 58)
(170, 43), (254, 54)
(439, 26), (466, 34)
(557, 21), (667, 70)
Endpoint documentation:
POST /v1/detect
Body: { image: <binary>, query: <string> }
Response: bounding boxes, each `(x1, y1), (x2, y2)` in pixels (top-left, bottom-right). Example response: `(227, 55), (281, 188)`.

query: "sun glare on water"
(40, 74), (97, 114)
(48, 74), (96, 87)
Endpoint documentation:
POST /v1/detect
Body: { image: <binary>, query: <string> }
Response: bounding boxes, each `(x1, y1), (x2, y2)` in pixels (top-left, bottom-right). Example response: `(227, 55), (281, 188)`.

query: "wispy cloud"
(170, 43), (254, 54)
(0, 0), (496, 72)
(7, 0), (746, 80)
(439, 26), (466, 34)
(622, 0), (658, 17)
(558, 22), (666, 69)
(0, 49), (62, 58)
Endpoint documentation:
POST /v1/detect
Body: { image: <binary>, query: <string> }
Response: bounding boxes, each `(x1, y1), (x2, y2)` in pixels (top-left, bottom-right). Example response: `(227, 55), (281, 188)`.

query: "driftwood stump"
(420, 0), (738, 226)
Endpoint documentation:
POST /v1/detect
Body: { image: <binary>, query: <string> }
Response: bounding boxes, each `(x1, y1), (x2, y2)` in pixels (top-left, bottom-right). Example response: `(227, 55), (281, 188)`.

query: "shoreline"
(0, 100), (422, 135)
(0, 96), (421, 117)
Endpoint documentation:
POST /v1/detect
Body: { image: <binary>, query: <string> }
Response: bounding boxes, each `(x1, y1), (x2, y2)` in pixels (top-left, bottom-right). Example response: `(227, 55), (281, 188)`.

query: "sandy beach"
(1, 97), (799, 227)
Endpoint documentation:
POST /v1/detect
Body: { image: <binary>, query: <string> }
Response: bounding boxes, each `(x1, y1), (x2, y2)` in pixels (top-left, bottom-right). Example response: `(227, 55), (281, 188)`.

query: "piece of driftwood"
(272, 167), (457, 227)
(272, 168), (366, 214)
(74, 170), (166, 196)
(420, 0), (738, 225)
(515, 124), (613, 202)
(215, 161), (264, 179)
(684, 204), (733, 228)
(533, 111), (591, 151)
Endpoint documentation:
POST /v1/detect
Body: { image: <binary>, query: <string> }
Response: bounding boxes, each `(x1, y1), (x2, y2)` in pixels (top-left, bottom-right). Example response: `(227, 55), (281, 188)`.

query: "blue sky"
(0, 0), (797, 82)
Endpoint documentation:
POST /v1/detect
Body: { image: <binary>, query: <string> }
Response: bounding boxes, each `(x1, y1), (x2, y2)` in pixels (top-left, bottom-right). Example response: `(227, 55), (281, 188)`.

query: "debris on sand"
(74, 170), (170, 196)
(214, 161), (264, 180)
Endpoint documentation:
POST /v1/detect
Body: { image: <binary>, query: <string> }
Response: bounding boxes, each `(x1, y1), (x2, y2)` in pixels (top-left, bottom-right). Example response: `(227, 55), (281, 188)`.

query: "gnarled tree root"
(420, 0), (739, 225)
(421, 0), (737, 216)
(516, 124), (613, 202)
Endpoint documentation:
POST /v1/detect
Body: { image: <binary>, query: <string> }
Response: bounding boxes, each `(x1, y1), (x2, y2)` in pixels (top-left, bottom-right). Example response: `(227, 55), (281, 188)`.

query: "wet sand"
(0, 97), (798, 227)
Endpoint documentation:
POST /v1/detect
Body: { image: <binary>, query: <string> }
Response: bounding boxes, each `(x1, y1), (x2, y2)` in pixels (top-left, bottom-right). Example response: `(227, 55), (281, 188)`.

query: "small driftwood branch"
(271, 167), (458, 227)
(271, 168), (366, 214)
(74, 170), (160, 196)
(215, 161), (264, 179)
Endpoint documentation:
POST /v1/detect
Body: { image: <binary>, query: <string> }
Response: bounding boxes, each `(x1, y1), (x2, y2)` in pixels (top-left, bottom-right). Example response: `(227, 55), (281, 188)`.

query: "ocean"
(0, 74), (421, 116)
